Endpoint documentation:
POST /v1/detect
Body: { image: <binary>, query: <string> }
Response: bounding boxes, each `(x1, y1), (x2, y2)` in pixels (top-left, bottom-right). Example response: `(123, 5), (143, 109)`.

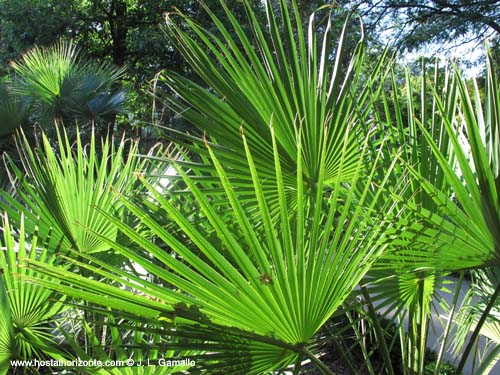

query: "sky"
(370, 28), (487, 78)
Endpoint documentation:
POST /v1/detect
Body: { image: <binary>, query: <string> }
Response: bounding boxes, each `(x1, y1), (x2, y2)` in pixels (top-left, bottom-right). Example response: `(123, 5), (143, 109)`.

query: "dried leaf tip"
(133, 171), (144, 181)
(164, 7), (181, 23)
(163, 12), (173, 23)
(268, 113), (274, 130)
(259, 273), (273, 285)
(202, 132), (210, 148)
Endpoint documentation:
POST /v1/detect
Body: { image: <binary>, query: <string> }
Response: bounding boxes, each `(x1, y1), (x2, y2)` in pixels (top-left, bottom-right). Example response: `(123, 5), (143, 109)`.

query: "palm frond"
(0, 214), (69, 369)
(0, 265), (13, 374)
(0, 127), (152, 254)
(27, 124), (398, 373)
(55, 312), (195, 374)
(159, 0), (388, 202)
(355, 59), (476, 374)
(10, 40), (125, 125)
(391, 52), (500, 269)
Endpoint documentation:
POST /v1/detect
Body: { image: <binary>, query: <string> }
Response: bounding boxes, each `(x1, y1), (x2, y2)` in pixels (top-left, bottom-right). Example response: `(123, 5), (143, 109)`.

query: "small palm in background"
(0, 40), (125, 142)
(10, 40), (126, 128)
(0, 40), (127, 189)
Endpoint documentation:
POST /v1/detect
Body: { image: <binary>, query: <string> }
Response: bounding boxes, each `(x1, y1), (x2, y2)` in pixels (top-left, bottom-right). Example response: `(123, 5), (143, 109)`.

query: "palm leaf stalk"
(26, 124), (399, 374)
(451, 267), (500, 374)
(457, 280), (500, 374)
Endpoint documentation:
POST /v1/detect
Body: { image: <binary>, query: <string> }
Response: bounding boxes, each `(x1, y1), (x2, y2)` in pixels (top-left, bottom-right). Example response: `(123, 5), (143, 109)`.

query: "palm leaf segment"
(161, 0), (383, 193)
(56, 314), (193, 375)
(29, 127), (397, 374)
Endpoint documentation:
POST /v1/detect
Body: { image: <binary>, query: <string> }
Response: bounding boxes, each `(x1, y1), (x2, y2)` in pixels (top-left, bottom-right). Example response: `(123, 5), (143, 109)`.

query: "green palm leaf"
(54, 313), (195, 375)
(27, 126), (398, 374)
(352, 60), (468, 374)
(0, 267), (13, 375)
(393, 53), (500, 269)
(10, 40), (125, 125)
(0, 127), (152, 254)
(159, 0), (387, 200)
(362, 51), (500, 375)
(0, 214), (69, 373)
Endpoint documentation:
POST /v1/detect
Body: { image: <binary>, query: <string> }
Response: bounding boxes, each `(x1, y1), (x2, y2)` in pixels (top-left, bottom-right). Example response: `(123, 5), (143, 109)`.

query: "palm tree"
(396, 50), (500, 374)
(355, 50), (500, 374)
(353, 61), (459, 374)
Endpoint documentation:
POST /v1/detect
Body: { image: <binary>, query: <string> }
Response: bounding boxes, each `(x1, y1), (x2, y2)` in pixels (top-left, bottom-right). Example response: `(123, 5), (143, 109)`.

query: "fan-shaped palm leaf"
(159, 0), (388, 204)
(0, 127), (152, 254)
(351, 60), (468, 374)
(10, 40), (125, 125)
(27, 125), (398, 374)
(376, 50), (500, 374)
(390, 52), (500, 270)
(0, 214), (69, 374)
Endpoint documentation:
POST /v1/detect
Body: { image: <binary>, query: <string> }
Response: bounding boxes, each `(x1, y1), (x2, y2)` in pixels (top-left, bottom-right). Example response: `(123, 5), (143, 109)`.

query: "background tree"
(354, 0), (500, 54)
(0, 0), (268, 132)
(0, 1), (338, 134)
